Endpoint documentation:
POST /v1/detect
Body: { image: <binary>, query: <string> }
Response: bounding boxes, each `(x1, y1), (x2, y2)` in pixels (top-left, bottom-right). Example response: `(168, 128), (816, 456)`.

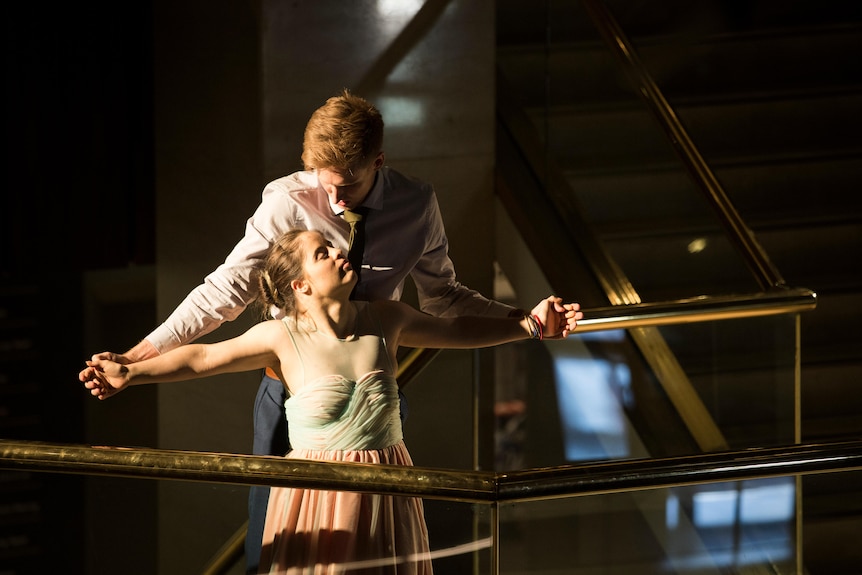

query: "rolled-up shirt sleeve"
(411, 193), (515, 319)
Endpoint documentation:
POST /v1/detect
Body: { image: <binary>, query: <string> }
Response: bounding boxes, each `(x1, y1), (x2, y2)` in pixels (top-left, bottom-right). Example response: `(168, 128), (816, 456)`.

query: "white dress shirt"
(146, 166), (514, 353)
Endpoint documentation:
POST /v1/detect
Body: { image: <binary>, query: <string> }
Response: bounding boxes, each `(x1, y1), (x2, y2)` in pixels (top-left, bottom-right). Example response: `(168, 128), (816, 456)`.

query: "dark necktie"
(343, 208), (367, 281)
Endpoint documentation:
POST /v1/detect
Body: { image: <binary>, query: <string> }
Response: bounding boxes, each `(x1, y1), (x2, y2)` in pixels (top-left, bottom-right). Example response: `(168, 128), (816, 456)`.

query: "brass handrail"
(386, 287), (816, 387)
(2, 438), (859, 503)
(0, 440), (496, 502)
(574, 287), (816, 333)
(496, 439), (862, 502)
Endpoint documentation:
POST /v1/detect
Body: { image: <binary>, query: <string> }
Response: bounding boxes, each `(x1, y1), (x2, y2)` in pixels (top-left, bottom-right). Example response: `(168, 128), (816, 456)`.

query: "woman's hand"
(530, 296), (583, 340)
(79, 354), (132, 400)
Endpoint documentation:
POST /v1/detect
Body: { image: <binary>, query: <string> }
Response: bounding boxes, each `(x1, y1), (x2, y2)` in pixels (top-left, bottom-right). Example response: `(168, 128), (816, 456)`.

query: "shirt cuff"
(145, 324), (183, 355)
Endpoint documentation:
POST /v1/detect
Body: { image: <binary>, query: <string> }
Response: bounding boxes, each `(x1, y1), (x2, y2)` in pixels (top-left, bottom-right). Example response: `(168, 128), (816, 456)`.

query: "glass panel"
(0, 470), (87, 574)
(658, 313), (798, 449)
(499, 474), (802, 574)
(800, 471), (862, 574)
(494, 312), (798, 471)
(6, 464), (861, 574)
(423, 499), (494, 575)
(88, 477), (249, 574)
(57, 474), (494, 575)
(0, 471), (495, 575)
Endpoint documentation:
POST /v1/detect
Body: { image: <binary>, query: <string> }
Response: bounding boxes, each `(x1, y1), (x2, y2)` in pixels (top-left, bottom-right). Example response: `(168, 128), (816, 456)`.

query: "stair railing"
(580, 0), (786, 290)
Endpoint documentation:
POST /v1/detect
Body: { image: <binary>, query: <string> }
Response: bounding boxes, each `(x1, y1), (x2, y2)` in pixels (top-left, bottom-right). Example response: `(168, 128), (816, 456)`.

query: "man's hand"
(77, 339), (159, 399)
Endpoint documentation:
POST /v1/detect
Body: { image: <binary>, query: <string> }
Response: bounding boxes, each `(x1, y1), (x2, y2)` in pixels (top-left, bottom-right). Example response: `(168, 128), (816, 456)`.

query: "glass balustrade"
(491, 312), (799, 473)
(3, 440), (859, 574)
(498, 474), (803, 574)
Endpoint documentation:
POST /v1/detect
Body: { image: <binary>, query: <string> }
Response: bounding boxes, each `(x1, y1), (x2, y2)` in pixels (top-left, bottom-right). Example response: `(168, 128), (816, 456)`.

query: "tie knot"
(342, 208), (365, 223)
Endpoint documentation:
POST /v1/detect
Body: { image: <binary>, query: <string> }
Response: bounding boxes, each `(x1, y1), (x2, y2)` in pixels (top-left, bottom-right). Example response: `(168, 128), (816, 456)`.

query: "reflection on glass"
(499, 477), (797, 574)
(667, 478), (796, 571)
(548, 331), (650, 463)
(682, 478), (795, 531)
(554, 353), (630, 460)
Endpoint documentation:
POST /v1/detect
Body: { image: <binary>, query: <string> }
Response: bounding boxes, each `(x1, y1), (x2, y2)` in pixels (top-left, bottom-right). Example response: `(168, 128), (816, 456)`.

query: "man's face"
(317, 152), (384, 210)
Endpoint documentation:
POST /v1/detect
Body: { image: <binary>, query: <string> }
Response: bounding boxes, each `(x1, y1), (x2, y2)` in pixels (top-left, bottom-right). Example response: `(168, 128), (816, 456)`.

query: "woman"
(81, 229), (582, 574)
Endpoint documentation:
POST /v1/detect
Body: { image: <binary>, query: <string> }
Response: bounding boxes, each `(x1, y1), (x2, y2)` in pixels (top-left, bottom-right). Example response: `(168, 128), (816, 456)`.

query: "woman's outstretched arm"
(79, 320), (285, 400)
(379, 295), (582, 351)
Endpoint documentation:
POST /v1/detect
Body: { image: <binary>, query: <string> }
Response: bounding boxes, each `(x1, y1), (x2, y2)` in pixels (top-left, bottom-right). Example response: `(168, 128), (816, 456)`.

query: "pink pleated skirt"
(258, 440), (433, 575)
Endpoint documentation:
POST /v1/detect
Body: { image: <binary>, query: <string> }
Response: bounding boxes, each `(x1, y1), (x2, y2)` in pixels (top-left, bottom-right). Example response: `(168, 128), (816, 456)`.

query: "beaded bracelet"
(532, 314), (544, 340)
(525, 314), (544, 340)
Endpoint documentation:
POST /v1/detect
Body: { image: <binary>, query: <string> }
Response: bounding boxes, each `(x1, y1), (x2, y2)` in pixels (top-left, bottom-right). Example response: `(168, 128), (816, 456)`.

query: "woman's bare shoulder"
(244, 318), (290, 339)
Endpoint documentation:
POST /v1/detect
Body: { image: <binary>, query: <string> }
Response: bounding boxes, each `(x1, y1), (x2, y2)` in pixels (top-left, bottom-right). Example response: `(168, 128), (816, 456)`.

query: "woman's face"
(298, 231), (357, 296)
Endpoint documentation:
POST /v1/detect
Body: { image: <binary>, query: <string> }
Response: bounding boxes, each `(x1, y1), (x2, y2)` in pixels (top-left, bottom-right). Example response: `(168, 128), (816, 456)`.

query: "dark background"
(4, 3), (154, 571)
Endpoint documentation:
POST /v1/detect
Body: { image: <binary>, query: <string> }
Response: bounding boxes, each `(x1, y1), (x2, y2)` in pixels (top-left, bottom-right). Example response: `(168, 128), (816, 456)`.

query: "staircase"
(496, 1), (862, 572)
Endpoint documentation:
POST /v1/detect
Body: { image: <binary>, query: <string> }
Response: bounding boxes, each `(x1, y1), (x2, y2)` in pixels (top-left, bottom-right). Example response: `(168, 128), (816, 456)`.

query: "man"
(86, 89), (523, 573)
